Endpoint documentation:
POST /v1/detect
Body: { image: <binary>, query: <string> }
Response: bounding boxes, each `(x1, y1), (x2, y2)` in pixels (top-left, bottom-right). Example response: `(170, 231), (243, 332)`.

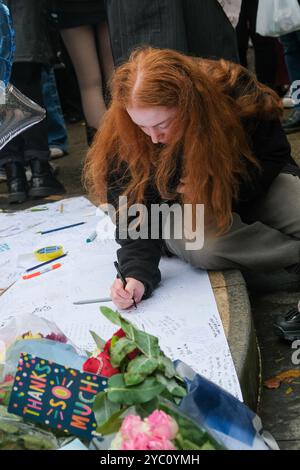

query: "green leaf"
(93, 392), (120, 428)
(160, 388), (178, 403)
(107, 374), (165, 405)
(100, 307), (122, 327)
(110, 338), (137, 368)
(124, 356), (159, 386)
(157, 397), (224, 450)
(110, 335), (119, 349)
(175, 434), (205, 450)
(156, 373), (187, 398)
(0, 422), (20, 434)
(96, 408), (125, 436)
(135, 398), (159, 418)
(97, 405), (142, 436)
(22, 434), (55, 450)
(100, 307), (160, 358)
(89, 330), (106, 351)
(157, 355), (176, 378)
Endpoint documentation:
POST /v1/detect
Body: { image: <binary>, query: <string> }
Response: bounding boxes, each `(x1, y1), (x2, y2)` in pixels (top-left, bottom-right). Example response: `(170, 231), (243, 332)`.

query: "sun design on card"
(47, 375), (74, 421)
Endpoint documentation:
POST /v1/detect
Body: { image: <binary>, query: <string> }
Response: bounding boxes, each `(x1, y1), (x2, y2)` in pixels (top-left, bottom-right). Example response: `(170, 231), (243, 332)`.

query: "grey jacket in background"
(106, 0), (239, 65)
(4, 0), (52, 64)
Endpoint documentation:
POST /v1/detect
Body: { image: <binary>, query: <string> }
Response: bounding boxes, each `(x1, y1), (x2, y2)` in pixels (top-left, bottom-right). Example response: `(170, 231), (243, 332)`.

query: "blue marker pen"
(86, 230), (97, 243)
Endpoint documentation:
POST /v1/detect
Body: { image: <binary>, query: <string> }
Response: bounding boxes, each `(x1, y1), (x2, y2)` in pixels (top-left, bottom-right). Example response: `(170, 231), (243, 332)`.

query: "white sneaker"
(50, 147), (66, 159)
(282, 88), (296, 108)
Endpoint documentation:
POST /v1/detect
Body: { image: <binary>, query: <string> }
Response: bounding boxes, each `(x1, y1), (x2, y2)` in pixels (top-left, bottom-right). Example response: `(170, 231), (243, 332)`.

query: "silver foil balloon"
(0, 3), (45, 150)
(0, 83), (46, 150)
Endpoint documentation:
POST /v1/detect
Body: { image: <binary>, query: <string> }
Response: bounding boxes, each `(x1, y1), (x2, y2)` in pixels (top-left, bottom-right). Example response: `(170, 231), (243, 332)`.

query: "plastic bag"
(256, 0), (300, 37)
(0, 406), (59, 450)
(175, 361), (279, 451)
(0, 314), (84, 381)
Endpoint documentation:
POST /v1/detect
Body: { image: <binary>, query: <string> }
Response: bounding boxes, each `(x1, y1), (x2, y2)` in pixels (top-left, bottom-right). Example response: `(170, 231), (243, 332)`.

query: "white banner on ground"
(0, 197), (242, 400)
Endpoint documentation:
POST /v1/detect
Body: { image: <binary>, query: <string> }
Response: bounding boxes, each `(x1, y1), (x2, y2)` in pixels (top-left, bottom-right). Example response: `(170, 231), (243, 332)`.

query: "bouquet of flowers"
(0, 315), (84, 450)
(0, 308), (276, 450)
(83, 307), (224, 451)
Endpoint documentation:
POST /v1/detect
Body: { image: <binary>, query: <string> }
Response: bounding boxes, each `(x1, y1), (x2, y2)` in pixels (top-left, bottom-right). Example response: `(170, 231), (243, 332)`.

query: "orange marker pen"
(22, 263), (62, 280)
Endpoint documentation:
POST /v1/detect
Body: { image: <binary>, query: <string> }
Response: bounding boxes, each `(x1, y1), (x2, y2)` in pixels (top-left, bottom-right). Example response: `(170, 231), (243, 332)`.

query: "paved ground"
(251, 125), (300, 450)
(1, 115), (300, 450)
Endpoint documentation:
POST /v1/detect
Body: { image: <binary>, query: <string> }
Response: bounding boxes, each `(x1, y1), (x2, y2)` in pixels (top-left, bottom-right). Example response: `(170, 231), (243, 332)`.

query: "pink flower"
(146, 410), (179, 440)
(121, 415), (149, 440)
(147, 436), (176, 451)
(121, 434), (149, 450)
(120, 433), (176, 450)
(110, 411), (179, 450)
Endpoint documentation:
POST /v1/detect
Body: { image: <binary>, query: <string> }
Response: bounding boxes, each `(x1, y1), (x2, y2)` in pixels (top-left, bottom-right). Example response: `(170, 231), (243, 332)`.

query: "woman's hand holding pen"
(110, 278), (145, 310)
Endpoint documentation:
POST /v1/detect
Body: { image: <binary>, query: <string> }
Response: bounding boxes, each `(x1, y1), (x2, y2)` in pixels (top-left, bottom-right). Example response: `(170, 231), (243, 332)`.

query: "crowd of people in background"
(0, 0), (300, 203)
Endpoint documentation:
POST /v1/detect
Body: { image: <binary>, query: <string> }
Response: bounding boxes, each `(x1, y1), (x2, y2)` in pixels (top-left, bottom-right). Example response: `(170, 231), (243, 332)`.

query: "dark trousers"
(0, 62), (49, 165)
(236, 0), (277, 88)
(106, 0), (239, 65)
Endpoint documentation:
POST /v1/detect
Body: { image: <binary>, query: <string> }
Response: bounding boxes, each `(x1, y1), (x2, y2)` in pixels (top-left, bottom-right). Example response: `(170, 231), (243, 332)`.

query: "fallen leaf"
(264, 378), (281, 389)
(264, 370), (300, 389)
(286, 387), (293, 395)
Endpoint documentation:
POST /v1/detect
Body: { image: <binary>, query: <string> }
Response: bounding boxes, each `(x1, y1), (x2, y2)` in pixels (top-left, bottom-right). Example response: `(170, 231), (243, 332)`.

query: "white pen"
(86, 230), (98, 243)
(73, 297), (112, 305)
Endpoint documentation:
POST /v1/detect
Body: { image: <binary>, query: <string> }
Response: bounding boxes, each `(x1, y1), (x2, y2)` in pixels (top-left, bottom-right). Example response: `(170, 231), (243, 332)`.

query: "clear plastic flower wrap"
(0, 314), (86, 384)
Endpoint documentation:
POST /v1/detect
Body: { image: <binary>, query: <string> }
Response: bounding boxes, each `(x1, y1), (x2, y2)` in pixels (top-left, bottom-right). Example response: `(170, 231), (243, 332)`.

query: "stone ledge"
(209, 270), (260, 410)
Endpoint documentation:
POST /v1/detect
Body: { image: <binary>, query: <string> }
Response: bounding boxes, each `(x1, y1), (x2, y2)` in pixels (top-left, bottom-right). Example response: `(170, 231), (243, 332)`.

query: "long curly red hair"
(84, 47), (282, 233)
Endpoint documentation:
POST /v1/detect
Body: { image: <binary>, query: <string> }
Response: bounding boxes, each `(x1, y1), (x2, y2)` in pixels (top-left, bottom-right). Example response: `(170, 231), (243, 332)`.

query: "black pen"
(26, 253), (68, 273)
(114, 261), (137, 308)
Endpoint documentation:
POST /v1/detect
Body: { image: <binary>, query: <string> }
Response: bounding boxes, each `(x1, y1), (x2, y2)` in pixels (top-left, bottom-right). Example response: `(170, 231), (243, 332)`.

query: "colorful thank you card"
(8, 353), (107, 440)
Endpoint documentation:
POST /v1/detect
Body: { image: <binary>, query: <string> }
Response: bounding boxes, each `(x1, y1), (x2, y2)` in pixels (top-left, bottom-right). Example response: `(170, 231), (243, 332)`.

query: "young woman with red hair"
(85, 48), (300, 340)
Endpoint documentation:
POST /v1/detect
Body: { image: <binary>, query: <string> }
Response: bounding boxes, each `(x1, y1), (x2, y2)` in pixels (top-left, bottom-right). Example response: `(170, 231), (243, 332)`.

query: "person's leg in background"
(274, 39), (290, 98)
(41, 67), (69, 159)
(96, 21), (115, 100)
(19, 62), (65, 198)
(281, 31), (300, 134)
(183, 0), (239, 63)
(61, 25), (110, 145)
(0, 108), (26, 203)
(246, 0), (277, 88)
(0, 167), (7, 183)
(54, 41), (84, 124)
(236, 0), (250, 68)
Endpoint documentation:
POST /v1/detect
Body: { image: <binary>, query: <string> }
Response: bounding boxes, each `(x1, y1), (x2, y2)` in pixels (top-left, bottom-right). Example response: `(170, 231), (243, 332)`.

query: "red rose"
(104, 328), (141, 361)
(104, 328), (126, 354)
(6, 374), (14, 382)
(83, 352), (120, 377)
(46, 332), (67, 343)
(127, 349), (139, 360)
(83, 357), (102, 375)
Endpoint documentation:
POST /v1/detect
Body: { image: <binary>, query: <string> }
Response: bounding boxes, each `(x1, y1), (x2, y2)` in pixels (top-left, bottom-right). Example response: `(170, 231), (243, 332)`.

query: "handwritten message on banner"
(8, 353), (107, 439)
